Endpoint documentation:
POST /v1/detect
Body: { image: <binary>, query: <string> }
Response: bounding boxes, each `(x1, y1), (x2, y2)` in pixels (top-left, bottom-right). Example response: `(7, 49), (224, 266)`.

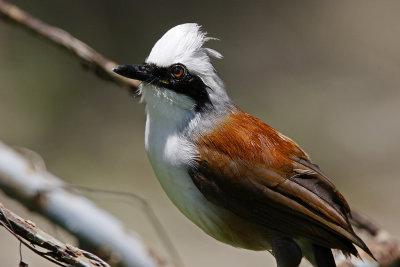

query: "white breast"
(145, 106), (224, 237)
(142, 86), (271, 250)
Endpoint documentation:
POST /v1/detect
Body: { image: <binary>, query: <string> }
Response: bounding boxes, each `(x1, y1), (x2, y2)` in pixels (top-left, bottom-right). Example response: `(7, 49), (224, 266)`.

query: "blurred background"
(1, 1), (400, 266)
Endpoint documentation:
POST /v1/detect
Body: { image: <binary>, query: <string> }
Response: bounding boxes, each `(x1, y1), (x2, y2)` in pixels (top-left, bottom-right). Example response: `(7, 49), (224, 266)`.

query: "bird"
(113, 23), (374, 267)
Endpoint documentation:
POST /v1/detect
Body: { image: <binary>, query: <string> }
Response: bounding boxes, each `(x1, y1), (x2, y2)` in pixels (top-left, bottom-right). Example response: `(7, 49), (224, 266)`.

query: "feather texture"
(192, 108), (373, 258)
(132, 23), (375, 265)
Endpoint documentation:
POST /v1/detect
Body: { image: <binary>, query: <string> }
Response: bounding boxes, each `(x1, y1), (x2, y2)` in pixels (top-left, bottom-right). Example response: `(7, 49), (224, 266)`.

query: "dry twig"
(0, 141), (161, 267)
(0, 202), (111, 267)
(336, 211), (400, 267)
(0, 0), (140, 91)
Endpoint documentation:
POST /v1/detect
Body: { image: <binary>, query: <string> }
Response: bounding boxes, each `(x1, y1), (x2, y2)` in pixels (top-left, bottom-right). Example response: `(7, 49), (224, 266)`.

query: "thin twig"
(0, 141), (161, 267)
(0, 0), (140, 92)
(0, 202), (110, 267)
(351, 210), (379, 236)
(68, 185), (185, 267)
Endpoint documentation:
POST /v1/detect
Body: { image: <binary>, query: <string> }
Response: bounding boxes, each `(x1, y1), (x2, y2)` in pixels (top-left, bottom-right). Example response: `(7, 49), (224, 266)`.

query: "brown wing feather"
(192, 109), (372, 257)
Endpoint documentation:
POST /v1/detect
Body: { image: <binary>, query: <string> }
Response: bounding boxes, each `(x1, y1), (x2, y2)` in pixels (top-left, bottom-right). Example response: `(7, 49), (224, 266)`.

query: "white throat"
(142, 83), (269, 251)
(141, 84), (196, 115)
(142, 83), (198, 175)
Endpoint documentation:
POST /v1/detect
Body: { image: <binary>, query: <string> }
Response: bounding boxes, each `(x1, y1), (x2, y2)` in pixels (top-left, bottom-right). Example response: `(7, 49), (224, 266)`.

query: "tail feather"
(352, 234), (376, 260)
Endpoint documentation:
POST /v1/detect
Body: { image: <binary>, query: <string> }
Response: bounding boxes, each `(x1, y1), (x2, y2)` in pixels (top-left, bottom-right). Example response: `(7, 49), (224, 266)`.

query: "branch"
(336, 211), (400, 267)
(0, 0), (140, 92)
(0, 141), (164, 267)
(0, 202), (111, 267)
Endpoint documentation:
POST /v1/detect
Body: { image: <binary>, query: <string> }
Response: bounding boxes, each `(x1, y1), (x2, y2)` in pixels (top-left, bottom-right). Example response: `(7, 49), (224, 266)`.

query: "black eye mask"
(113, 63), (212, 111)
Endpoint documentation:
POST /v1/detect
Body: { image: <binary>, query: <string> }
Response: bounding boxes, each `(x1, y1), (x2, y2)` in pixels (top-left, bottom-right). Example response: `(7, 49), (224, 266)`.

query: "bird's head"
(113, 23), (232, 115)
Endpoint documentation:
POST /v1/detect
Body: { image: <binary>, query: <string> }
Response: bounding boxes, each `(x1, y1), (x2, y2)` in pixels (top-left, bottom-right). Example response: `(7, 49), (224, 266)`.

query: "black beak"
(112, 64), (153, 82)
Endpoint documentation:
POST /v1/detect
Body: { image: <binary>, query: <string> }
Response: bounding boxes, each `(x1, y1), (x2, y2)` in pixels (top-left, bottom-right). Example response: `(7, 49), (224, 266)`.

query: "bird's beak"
(112, 64), (153, 82)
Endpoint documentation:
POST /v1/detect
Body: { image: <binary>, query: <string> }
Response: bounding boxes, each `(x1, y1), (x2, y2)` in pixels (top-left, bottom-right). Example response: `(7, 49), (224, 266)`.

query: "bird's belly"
(147, 148), (272, 251)
(144, 110), (271, 250)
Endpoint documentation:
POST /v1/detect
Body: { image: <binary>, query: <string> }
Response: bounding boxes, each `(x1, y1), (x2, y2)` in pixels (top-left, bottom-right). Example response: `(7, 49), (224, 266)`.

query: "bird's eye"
(170, 65), (185, 79)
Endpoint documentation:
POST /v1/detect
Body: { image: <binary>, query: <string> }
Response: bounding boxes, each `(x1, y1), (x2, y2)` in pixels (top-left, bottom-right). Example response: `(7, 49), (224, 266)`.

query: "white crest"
(142, 23), (233, 122)
(146, 23), (222, 77)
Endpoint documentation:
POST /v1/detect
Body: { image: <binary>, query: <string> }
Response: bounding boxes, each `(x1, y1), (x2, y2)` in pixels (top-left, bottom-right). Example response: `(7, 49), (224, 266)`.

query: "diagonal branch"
(0, 202), (111, 267)
(0, 141), (163, 267)
(0, 0), (140, 91)
(336, 211), (400, 267)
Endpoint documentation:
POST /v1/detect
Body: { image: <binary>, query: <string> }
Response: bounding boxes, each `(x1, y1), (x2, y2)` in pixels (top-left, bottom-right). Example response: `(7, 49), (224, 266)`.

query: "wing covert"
(190, 109), (372, 257)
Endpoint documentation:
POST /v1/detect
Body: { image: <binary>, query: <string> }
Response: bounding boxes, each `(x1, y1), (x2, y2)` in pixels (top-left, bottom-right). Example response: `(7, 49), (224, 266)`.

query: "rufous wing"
(191, 109), (373, 258)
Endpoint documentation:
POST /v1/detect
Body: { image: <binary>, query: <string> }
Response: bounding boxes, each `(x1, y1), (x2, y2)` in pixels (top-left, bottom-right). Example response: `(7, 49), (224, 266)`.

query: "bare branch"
(351, 210), (379, 236)
(0, 141), (164, 267)
(0, 202), (111, 267)
(334, 211), (400, 267)
(0, 0), (140, 91)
